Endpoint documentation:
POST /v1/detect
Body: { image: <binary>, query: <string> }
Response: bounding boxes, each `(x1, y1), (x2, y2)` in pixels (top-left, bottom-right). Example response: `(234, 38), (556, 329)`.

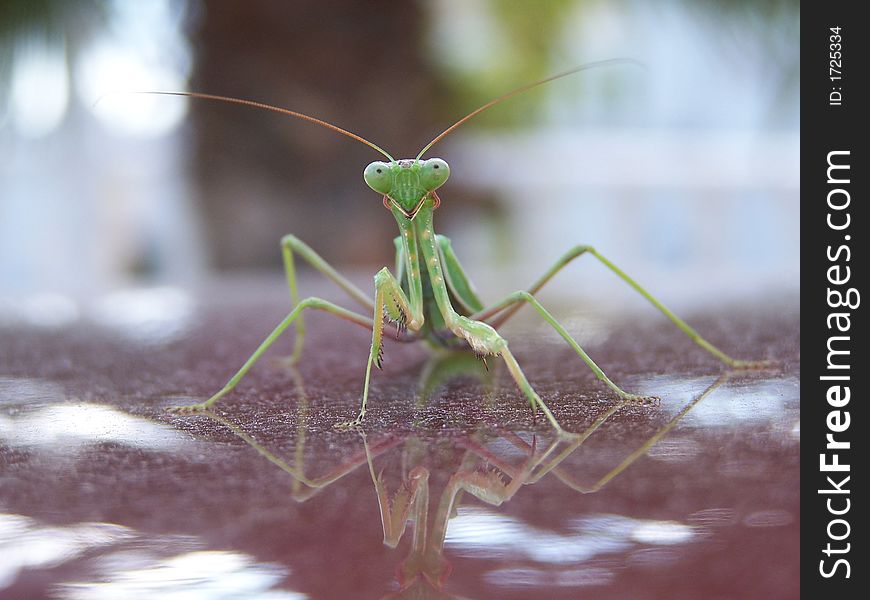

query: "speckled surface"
(0, 280), (799, 599)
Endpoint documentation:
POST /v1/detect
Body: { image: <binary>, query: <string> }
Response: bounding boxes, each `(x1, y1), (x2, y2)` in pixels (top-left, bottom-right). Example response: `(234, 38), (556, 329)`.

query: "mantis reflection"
(195, 354), (733, 598)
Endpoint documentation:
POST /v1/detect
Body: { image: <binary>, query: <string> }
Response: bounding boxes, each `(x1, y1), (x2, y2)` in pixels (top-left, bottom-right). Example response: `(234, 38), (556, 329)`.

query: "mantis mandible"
(164, 60), (767, 437)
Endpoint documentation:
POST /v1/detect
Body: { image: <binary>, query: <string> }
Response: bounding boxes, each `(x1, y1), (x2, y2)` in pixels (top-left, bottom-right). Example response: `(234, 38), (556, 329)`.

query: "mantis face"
(364, 158), (450, 218)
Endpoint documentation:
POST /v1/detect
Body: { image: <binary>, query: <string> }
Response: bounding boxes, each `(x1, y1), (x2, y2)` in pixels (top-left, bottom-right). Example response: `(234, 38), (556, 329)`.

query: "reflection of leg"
(201, 409), (401, 502)
(281, 234), (374, 364)
(427, 436), (541, 552)
(474, 244), (767, 368)
(363, 433), (450, 587)
(552, 373), (729, 493)
(364, 433), (430, 549)
(525, 402), (626, 484)
(288, 366), (309, 498)
(490, 291), (658, 404)
(168, 298), (373, 413)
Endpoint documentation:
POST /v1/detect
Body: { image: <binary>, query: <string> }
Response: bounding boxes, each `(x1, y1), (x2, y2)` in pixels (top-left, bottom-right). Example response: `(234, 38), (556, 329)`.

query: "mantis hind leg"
(281, 234), (375, 365)
(472, 244), (768, 369)
(437, 240), (654, 415)
(168, 298), (373, 413)
(436, 235), (484, 314)
(481, 290), (657, 404)
(498, 347), (578, 439)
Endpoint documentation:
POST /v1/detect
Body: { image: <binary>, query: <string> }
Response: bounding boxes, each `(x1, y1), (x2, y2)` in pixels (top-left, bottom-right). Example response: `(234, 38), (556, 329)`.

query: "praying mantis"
(164, 61), (768, 437)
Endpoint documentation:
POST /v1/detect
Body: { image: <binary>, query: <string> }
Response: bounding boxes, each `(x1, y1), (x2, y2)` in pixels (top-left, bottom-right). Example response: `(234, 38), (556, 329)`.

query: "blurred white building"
(1, 0), (799, 320)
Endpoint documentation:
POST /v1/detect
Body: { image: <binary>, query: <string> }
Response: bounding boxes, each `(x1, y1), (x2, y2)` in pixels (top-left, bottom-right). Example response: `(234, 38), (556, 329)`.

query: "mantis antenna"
(139, 91), (396, 162)
(415, 57), (643, 160)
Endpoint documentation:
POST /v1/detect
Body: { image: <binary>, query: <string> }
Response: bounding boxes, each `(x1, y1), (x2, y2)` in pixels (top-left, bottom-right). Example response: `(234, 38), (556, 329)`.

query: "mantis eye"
(364, 161), (393, 195)
(420, 158), (450, 191)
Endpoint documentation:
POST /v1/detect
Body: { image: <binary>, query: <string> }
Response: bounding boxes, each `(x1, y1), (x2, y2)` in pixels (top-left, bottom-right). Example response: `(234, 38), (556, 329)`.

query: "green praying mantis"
(164, 60), (768, 437)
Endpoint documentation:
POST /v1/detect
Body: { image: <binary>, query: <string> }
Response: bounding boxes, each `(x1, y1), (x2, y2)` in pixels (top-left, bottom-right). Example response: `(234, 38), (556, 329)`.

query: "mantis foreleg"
(281, 234), (375, 364)
(168, 298), (373, 413)
(338, 267), (424, 428)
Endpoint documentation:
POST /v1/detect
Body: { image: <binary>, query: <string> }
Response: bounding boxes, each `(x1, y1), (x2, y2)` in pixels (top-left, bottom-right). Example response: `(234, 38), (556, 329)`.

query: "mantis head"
(357, 60), (639, 220)
(363, 158), (450, 219)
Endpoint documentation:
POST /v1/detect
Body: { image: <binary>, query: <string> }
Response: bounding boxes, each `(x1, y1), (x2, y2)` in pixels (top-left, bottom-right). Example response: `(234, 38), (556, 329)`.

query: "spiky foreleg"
(337, 267), (422, 428)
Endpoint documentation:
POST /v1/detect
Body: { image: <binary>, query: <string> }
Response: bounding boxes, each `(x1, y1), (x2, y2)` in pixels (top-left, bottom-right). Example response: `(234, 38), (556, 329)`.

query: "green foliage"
(431, 0), (580, 129)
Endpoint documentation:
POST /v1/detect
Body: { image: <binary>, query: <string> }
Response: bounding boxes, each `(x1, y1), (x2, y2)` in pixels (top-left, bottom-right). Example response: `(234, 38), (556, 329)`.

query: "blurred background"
(1, 0), (799, 327)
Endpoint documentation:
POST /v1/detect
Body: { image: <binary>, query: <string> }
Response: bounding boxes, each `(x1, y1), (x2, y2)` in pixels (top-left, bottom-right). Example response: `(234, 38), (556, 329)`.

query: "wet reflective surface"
(0, 283), (799, 599)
